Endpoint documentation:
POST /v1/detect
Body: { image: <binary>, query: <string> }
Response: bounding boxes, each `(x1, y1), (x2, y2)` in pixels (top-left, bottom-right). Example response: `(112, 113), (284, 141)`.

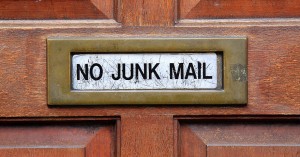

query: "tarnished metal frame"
(47, 37), (247, 105)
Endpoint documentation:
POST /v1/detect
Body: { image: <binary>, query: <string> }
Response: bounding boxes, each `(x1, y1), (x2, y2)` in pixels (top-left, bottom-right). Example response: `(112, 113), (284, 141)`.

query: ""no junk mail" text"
(76, 62), (213, 81)
(72, 54), (218, 90)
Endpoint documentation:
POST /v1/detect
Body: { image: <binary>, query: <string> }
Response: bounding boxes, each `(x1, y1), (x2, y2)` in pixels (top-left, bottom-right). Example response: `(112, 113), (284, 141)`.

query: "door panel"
(0, 148), (84, 157)
(178, 0), (300, 19)
(0, 120), (117, 157)
(208, 146), (300, 157)
(0, 0), (116, 19)
(179, 119), (300, 157)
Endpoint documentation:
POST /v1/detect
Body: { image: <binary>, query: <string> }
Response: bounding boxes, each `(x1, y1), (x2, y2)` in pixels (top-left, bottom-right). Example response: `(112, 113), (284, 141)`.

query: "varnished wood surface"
(0, 120), (116, 157)
(0, 0), (114, 20)
(178, 0), (300, 20)
(121, 115), (173, 157)
(0, 19), (299, 117)
(0, 0), (299, 156)
(0, 20), (120, 29)
(179, 119), (300, 157)
(120, 0), (174, 26)
(0, 148), (85, 157)
(179, 123), (206, 157)
(208, 146), (300, 157)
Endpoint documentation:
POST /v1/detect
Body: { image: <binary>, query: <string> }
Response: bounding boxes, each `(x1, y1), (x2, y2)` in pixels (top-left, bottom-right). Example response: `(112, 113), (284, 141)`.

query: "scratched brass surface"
(47, 38), (247, 105)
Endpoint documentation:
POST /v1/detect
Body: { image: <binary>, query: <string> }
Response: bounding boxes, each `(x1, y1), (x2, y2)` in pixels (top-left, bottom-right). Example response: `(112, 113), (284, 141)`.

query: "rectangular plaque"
(72, 53), (218, 90)
(47, 38), (247, 105)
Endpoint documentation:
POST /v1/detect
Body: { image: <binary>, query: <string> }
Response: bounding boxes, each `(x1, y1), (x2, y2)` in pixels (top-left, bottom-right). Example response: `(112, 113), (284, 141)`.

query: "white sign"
(72, 53), (218, 90)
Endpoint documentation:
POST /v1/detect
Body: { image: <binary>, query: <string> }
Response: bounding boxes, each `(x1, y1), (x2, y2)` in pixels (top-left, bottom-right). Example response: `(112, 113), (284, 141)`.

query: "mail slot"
(47, 38), (247, 105)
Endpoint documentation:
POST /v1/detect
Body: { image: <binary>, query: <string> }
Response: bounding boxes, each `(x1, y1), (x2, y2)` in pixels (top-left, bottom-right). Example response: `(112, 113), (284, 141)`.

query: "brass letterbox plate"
(47, 38), (247, 105)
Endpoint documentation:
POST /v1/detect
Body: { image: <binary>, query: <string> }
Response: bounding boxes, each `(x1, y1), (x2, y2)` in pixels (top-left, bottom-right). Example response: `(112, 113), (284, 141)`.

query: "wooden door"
(0, 0), (299, 157)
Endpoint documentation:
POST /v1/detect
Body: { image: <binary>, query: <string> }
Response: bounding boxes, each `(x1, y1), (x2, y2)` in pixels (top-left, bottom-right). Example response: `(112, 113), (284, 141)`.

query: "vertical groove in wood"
(120, 0), (174, 26)
(174, 120), (179, 157)
(114, 0), (122, 22)
(121, 115), (174, 157)
(115, 120), (121, 157)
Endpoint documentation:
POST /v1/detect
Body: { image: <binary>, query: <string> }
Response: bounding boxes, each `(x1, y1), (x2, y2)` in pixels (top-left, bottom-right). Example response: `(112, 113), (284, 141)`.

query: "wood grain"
(0, 0), (115, 19)
(0, 121), (116, 157)
(180, 124), (206, 157)
(0, 148), (84, 157)
(121, 115), (173, 157)
(0, 0), (299, 156)
(179, 119), (300, 157)
(86, 123), (115, 157)
(208, 146), (300, 157)
(178, 0), (300, 20)
(0, 19), (299, 116)
(90, 0), (115, 19)
(120, 0), (174, 26)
